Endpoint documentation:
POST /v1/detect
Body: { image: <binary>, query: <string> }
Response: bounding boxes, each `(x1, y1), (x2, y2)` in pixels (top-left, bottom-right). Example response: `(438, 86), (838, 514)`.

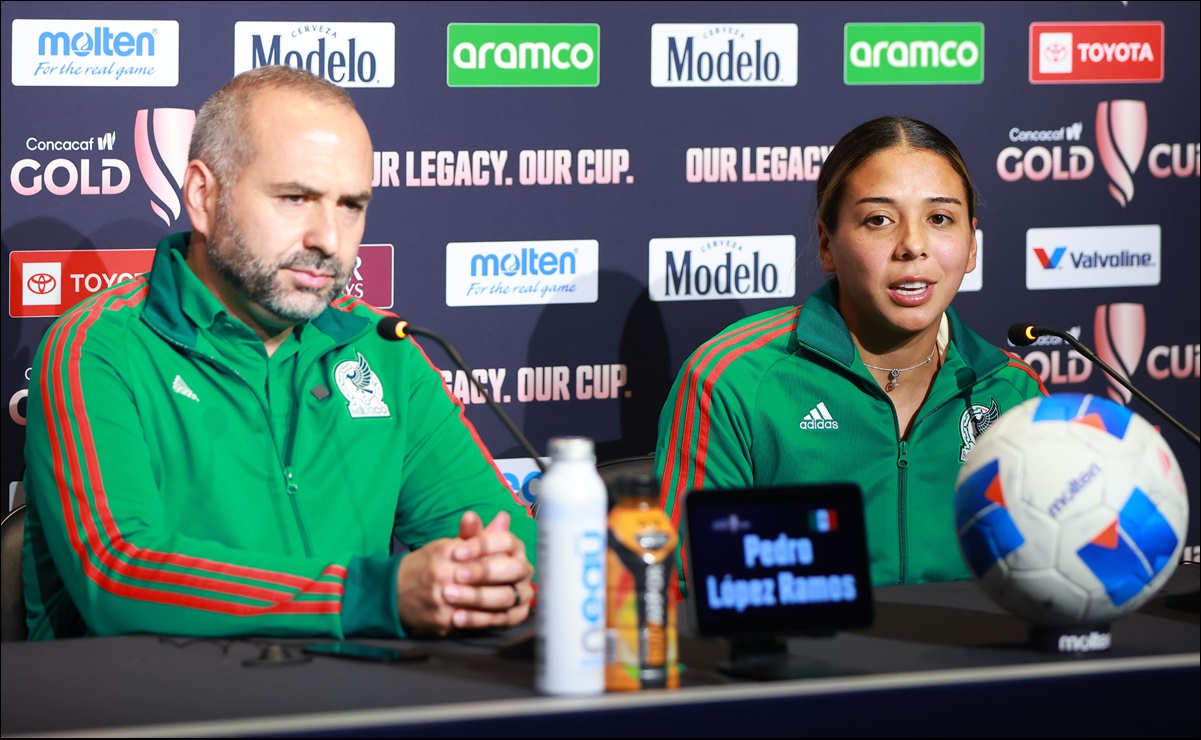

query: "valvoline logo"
(1077, 487), (1178, 606)
(1031, 393), (1133, 440)
(954, 459), (1026, 578)
(1033, 246), (1066, 269)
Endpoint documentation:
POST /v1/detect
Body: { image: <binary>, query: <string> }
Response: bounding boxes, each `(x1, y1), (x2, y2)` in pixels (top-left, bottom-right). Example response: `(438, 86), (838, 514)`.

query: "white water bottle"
(535, 436), (608, 696)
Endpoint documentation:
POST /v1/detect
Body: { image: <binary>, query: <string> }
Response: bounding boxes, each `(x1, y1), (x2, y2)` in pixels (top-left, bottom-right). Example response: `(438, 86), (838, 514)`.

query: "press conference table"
(3, 567), (1198, 738)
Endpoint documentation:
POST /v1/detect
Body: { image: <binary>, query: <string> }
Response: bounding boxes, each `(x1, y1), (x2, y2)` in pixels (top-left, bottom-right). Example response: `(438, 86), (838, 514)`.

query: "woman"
(656, 116), (1046, 590)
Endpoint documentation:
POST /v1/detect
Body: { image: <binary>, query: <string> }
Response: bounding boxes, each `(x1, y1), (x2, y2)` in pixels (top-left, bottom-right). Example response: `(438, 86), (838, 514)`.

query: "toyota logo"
(27, 272), (57, 295)
(1044, 43), (1068, 63)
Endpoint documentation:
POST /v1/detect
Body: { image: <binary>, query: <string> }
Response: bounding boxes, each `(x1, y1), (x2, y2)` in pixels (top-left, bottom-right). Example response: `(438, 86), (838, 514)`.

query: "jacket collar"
(794, 279), (1010, 379)
(140, 232), (370, 349)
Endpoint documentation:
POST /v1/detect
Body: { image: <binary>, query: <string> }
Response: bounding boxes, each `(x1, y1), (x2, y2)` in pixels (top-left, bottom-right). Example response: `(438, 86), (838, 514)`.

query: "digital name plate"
(684, 484), (874, 641)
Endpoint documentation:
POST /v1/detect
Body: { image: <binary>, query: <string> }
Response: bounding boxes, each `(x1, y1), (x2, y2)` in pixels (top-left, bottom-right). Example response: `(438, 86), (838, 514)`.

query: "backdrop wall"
(3, 1), (1198, 558)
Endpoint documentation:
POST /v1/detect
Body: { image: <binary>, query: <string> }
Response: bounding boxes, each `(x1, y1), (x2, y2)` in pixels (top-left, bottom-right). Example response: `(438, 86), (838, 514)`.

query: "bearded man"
(22, 66), (535, 641)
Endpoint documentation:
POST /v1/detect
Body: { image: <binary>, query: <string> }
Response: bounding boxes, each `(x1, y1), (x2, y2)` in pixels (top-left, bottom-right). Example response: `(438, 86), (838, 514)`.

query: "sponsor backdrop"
(3, 2), (1198, 562)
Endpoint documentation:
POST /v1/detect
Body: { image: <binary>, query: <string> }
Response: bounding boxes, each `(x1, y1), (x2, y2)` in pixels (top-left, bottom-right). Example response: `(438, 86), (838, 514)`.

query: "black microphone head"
(376, 316), (408, 341)
(1008, 323), (1040, 347)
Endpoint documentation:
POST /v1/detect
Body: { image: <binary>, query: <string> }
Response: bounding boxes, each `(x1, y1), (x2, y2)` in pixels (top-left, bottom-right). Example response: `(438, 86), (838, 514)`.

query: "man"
(21, 65), (535, 640)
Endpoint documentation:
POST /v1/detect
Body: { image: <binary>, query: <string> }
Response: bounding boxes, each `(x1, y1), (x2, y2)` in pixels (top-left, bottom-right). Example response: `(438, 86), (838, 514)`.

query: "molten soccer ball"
(953, 393), (1188, 627)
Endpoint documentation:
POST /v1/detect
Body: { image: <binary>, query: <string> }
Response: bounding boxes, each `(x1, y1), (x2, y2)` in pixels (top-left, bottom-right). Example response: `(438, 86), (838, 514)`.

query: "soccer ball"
(953, 393), (1189, 627)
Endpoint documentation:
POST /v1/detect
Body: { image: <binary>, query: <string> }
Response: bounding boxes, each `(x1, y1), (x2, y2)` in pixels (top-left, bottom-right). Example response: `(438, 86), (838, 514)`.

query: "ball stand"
(242, 642), (312, 667)
(1028, 624), (1112, 654)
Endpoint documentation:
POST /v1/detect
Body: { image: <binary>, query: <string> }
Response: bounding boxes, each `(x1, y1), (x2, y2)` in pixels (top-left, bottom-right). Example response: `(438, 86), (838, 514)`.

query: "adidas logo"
(172, 375), (199, 402)
(799, 401), (838, 430)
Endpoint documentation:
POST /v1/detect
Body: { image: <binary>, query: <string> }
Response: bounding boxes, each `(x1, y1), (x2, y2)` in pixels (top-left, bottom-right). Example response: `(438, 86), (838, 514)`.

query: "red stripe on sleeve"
(407, 337), (530, 515)
(1004, 351), (1050, 396)
(660, 308), (800, 533)
(41, 282), (346, 615)
(690, 322), (795, 492)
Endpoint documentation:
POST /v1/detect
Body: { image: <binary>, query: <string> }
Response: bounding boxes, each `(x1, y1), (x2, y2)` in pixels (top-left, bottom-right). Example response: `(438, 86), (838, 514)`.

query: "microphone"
(377, 316), (548, 473)
(1008, 323), (1200, 448)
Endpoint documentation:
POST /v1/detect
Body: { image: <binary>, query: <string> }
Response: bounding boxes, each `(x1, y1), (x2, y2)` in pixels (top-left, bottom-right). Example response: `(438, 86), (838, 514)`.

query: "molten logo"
(1096, 100), (1147, 207)
(446, 239), (599, 307)
(26, 273), (57, 295)
(134, 108), (195, 226)
(1033, 246), (1066, 269)
(1094, 303), (1145, 405)
(10, 19), (180, 87)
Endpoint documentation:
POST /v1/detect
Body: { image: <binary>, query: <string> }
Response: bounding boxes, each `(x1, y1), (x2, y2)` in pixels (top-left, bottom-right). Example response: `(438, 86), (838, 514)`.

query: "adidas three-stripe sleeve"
(23, 282), (355, 638)
(655, 307), (801, 591)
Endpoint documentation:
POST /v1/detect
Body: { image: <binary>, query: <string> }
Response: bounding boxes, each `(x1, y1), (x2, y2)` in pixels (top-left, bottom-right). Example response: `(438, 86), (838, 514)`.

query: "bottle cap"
(547, 436), (595, 462)
(612, 473), (659, 502)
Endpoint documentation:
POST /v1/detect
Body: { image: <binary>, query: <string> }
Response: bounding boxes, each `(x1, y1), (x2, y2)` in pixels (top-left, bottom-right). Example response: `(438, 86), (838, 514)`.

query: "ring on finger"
(509, 583), (521, 609)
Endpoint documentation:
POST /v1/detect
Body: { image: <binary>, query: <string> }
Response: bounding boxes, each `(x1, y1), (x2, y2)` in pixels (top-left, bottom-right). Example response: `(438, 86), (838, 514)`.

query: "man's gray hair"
(189, 65), (357, 185)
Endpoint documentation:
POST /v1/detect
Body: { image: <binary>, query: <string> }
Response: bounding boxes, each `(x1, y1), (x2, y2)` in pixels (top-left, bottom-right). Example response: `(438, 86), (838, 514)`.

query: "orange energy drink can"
(605, 474), (678, 691)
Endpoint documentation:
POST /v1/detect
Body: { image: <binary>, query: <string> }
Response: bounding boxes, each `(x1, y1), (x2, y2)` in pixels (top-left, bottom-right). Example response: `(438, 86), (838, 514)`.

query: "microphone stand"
(401, 323), (548, 473)
(1033, 325), (1199, 448)
(1012, 323), (1199, 612)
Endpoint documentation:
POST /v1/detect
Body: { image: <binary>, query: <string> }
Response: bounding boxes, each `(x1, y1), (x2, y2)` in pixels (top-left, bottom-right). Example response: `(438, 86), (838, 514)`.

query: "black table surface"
(2, 565), (1198, 738)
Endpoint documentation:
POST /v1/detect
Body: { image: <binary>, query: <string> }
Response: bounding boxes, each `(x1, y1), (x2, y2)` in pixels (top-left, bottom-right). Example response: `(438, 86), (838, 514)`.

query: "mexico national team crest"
(334, 352), (391, 419)
(960, 398), (1000, 462)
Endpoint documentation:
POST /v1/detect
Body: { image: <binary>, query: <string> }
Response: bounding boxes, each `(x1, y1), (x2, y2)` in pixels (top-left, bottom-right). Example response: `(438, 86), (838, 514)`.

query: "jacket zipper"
(150, 326), (312, 556)
(283, 356), (317, 559)
(283, 466), (313, 556)
(896, 363), (1009, 585)
(896, 440), (909, 584)
(806, 341), (1013, 587)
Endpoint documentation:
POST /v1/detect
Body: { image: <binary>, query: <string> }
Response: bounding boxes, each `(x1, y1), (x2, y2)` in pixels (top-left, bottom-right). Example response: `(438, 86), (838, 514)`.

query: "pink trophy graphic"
(1095, 100), (1147, 208)
(1094, 303), (1146, 405)
(135, 108), (197, 227)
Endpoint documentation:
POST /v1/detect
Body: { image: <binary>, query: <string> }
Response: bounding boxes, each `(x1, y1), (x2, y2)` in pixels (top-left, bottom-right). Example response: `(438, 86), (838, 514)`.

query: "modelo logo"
(234, 22), (395, 88)
(650, 24), (798, 87)
(447, 23), (599, 87)
(648, 236), (795, 302)
(844, 22), (984, 84)
(446, 239), (599, 307)
(11, 20), (179, 87)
